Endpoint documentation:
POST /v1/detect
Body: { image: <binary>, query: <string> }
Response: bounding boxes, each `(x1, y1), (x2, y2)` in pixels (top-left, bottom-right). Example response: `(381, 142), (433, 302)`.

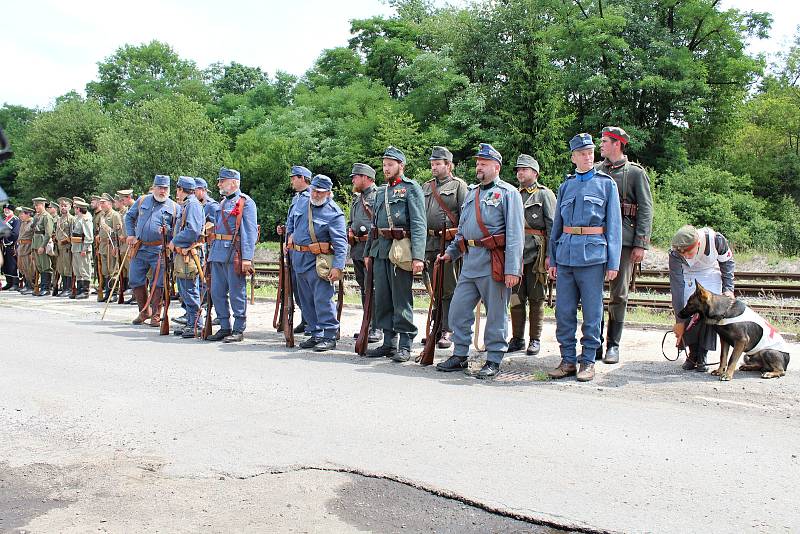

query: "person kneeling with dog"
(669, 225), (734, 371)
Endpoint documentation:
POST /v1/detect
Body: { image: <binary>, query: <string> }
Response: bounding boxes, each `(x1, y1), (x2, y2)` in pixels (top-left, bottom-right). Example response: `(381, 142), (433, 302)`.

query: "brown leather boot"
(577, 362), (595, 382)
(548, 360), (577, 379)
(132, 286), (151, 324)
(149, 287), (163, 327)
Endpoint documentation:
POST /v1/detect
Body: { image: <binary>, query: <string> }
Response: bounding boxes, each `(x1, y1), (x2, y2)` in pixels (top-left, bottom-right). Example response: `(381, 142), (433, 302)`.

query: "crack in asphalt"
(217, 464), (615, 534)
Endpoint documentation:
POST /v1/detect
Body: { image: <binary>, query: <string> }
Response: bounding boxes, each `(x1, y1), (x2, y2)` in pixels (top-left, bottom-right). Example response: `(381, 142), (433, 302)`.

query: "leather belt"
(59, 238), (71, 245)
(563, 226), (604, 235)
(427, 228), (458, 239)
(373, 227), (410, 239)
(140, 240), (161, 246)
(525, 228), (545, 236)
(19, 239), (32, 244)
(291, 243), (332, 254)
(70, 237), (83, 244)
(208, 233), (234, 241)
(351, 235), (369, 242)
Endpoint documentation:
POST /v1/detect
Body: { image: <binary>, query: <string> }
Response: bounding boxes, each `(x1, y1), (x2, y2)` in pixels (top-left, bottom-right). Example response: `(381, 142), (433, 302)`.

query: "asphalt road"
(1, 292), (799, 533)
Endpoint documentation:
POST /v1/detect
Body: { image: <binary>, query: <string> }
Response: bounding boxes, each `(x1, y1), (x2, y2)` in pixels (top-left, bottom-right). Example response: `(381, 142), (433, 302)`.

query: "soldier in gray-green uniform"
(507, 154), (556, 356)
(595, 126), (653, 364)
(348, 162), (382, 345)
(421, 146), (468, 349)
(96, 193), (124, 302)
(70, 198), (94, 299)
(364, 146), (427, 362)
(16, 207), (35, 294)
(31, 197), (55, 296)
(53, 197), (75, 297)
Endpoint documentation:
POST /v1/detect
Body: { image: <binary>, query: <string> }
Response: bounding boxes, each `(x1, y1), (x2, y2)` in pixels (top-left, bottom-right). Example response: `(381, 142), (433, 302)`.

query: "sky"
(1, 0), (798, 110)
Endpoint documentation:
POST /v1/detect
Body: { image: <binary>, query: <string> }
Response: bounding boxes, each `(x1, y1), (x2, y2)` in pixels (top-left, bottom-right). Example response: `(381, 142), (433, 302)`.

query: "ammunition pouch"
(622, 201), (638, 218)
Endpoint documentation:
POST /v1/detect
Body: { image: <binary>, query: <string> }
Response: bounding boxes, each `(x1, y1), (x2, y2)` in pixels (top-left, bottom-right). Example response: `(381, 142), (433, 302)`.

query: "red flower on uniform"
(228, 200), (242, 217)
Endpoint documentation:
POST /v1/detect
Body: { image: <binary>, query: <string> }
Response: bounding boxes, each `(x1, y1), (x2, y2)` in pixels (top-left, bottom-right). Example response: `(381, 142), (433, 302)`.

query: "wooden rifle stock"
(96, 252), (104, 301)
(159, 227), (171, 335)
(419, 257), (445, 366)
(273, 239), (285, 331)
(201, 260), (213, 339)
(354, 257), (374, 355)
(52, 270), (60, 296)
(282, 247), (295, 347)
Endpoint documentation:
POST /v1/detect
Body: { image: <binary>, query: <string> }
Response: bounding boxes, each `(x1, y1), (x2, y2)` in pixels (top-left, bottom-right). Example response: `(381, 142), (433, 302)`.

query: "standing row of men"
(277, 127), (651, 381)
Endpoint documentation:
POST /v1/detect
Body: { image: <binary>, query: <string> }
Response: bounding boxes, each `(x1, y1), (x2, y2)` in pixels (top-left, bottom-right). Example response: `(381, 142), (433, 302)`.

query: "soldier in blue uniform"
(277, 165), (313, 335)
(363, 147), (427, 363)
(436, 143), (525, 379)
(547, 134), (622, 382)
(286, 175), (348, 352)
(169, 176), (205, 338)
(1, 203), (20, 290)
(125, 175), (178, 327)
(206, 168), (258, 343)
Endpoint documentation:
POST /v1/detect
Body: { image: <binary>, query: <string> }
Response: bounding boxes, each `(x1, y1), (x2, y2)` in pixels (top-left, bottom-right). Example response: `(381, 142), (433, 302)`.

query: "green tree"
(205, 61), (266, 97)
(14, 97), (109, 201)
(0, 104), (38, 201)
(305, 47), (365, 89)
(96, 94), (228, 194)
(86, 41), (209, 108)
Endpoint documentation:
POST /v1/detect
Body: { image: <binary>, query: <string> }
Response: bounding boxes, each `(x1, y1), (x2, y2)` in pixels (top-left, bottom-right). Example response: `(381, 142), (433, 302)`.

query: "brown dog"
(678, 282), (790, 381)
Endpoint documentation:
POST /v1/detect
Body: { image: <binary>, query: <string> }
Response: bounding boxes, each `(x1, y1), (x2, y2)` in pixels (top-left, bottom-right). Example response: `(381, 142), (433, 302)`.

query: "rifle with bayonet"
(273, 226), (286, 331)
(282, 239), (295, 347)
(354, 256), (374, 356)
(418, 234), (449, 365)
(159, 225), (172, 335)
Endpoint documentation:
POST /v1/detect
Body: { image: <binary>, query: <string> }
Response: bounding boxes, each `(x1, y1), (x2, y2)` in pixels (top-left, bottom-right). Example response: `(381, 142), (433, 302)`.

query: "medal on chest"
(482, 191), (501, 207)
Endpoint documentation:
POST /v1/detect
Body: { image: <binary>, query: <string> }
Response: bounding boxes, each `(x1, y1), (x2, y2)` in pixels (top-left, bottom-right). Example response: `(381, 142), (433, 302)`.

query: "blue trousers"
(129, 250), (165, 288)
(555, 263), (605, 365)
(177, 277), (201, 329)
(449, 274), (511, 364)
(295, 268), (338, 340)
(210, 261), (247, 332)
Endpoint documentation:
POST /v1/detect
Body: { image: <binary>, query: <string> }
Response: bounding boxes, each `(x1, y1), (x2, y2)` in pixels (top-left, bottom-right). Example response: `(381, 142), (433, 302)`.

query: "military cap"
(671, 225), (699, 250)
(100, 193), (114, 202)
(474, 143), (502, 164)
(290, 165), (312, 179)
(90, 194), (102, 201)
(72, 196), (86, 204)
(153, 175), (171, 187)
(383, 146), (406, 164)
(21, 206), (34, 214)
(310, 174), (333, 192)
(569, 133), (595, 152)
(116, 189), (133, 196)
(601, 126), (629, 145)
(194, 177), (208, 189)
(3, 203), (16, 211)
(218, 167), (240, 181)
(177, 176), (197, 190)
(73, 199), (89, 209)
(57, 197), (72, 205)
(350, 163), (376, 180)
(514, 154), (540, 173)
(32, 197), (47, 204)
(429, 146), (453, 162)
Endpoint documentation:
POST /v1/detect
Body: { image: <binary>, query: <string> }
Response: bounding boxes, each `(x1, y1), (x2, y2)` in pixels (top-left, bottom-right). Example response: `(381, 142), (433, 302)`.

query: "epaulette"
(629, 161), (645, 169)
(495, 179), (518, 192)
(595, 170), (613, 180)
(468, 183), (479, 190)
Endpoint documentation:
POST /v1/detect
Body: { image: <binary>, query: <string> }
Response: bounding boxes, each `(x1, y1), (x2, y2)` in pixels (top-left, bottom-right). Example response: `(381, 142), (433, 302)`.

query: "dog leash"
(661, 314), (719, 366)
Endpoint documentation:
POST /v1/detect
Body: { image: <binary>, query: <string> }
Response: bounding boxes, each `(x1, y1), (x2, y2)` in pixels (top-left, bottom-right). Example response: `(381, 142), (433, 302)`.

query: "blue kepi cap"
(153, 175), (171, 187)
(194, 177), (208, 189)
(310, 174), (333, 192)
(177, 176), (196, 190)
(474, 143), (502, 164)
(290, 165), (312, 179)
(218, 167), (241, 181)
(569, 133), (595, 152)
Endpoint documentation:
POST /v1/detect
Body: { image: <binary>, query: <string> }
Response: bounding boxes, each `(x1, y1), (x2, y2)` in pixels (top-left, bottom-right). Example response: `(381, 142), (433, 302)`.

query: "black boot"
(97, 279), (111, 302)
(58, 276), (72, 297)
(76, 280), (90, 300)
(506, 337), (525, 353)
(436, 355), (468, 372)
(34, 273), (51, 296)
(2, 277), (14, 291)
(603, 320), (623, 364)
(693, 349), (708, 372)
(207, 328), (232, 341)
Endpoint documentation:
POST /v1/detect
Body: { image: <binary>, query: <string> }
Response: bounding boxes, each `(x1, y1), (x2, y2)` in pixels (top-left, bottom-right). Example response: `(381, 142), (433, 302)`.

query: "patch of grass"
(531, 370), (550, 381)
(256, 241), (281, 251)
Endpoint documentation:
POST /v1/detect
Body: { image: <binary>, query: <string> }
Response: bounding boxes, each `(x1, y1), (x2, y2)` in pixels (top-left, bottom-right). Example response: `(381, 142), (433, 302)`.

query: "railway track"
(253, 263), (800, 320)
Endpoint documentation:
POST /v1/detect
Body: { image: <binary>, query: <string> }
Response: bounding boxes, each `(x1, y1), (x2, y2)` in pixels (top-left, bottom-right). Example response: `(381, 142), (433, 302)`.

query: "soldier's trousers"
(424, 250), (459, 332)
(55, 248), (72, 276)
(373, 258), (417, 349)
(353, 258), (375, 329)
(129, 250), (166, 288)
(71, 251), (93, 281)
(295, 267), (338, 340)
(210, 261), (248, 333)
(510, 262), (547, 340)
(177, 276), (201, 328)
(100, 250), (119, 278)
(449, 274), (511, 364)
(607, 246), (634, 322)
(18, 253), (35, 284)
(2, 246), (17, 282)
(34, 251), (52, 274)
(555, 263), (605, 365)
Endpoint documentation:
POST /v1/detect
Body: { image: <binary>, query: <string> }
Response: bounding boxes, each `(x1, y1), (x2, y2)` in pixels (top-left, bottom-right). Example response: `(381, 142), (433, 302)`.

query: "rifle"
(96, 252), (104, 301)
(473, 301), (485, 351)
(419, 258), (445, 366)
(354, 257), (374, 356)
(629, 261), (641, 292)
(115, 234), (126, 304)
(201, 259), (213, 339)
(282, 243), (295, 347)
(102, 246), (131, 321)
(71, 272), (77, 298)
(273, 228), (286, 331)
(159, 225), (172, 335)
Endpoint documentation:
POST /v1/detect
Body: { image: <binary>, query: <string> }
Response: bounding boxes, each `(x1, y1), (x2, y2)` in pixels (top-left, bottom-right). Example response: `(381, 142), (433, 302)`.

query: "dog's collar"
(704, 297), (736, 325)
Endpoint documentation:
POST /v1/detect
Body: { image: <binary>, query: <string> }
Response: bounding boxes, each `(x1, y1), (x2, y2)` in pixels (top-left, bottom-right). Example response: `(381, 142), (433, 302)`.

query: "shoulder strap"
(360, 193), (373, 219)
(307, 200), (318, 243)
(431, 180), (458, 226)
(474, 188), (490, 237)
(384, 186), (394, 229)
